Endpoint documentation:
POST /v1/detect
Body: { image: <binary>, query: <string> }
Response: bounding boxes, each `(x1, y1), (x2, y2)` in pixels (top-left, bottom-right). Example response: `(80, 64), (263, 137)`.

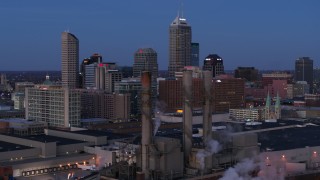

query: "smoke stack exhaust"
(203, 70), (213, 171)
(183, 70), (193, 165)
(141, 71), (152, 179)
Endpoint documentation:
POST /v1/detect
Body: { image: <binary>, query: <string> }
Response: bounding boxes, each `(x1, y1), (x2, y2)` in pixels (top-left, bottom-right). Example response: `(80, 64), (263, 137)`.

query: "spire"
(275, 91), (281, 108)
(265, 91), (271, 108)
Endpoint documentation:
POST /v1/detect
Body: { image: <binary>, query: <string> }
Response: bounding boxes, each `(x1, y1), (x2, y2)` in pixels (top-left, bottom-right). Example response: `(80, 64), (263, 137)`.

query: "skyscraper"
(61, 32), (79, 88)
(80, 53), (102, 88)
(133, 48), (158, 83)
(168, 14), (192, 77)
(203, 54), (224, 77)
(191, 42), (199, 67)
(295, 57), (313, 93)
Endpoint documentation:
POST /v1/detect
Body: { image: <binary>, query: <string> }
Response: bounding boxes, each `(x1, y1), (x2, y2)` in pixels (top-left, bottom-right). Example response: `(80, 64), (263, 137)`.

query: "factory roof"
(0, 141), (34, 152)
(14, 135), (85, 145)
(192, 119), (304, 133)
(52, 129), (134, 140)
(258, 125), (320, 151)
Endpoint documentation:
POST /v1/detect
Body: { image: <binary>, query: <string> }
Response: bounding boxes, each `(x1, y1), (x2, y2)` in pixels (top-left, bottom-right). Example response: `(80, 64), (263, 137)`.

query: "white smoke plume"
(153, 101), (166, 136)
(219, 156), (285, 180)
(153, 117), (161, 136)
(196, 139), (222, 170)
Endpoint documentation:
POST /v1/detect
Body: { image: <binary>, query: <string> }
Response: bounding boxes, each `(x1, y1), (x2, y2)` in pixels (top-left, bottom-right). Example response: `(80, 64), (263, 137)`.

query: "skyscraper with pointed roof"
(275, 92), (281, 119)
(168, 13), (192, 77)
(265, 92), (271, 119)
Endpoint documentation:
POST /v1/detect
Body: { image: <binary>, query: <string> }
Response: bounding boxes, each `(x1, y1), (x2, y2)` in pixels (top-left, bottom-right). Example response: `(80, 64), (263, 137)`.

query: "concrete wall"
(0, 148), (41, 161)
(57, 142), (90, 156)
(11, 154), (94, 177)
(148, 137), (184, 178)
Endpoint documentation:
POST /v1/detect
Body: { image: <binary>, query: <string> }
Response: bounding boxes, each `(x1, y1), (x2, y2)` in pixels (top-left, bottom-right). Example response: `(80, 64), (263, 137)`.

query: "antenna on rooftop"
(181, 0), (184, 18)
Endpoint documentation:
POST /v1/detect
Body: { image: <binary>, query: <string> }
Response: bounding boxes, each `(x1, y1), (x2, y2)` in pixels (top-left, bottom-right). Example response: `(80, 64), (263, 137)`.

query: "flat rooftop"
(258, 125), (320, 151)
(0, 141), (34, 152)
(52, 129), (134, 140)
(13, 135), (85, 145)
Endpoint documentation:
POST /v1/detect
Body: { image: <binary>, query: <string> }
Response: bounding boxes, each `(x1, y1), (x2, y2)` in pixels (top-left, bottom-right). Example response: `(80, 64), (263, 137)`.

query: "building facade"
(133, 48), (158, 82)
(203, 54), (224, 78)
(76, 89), (130, 121)
(191, 43), (199, 67)
(168, 15), (192, 77)
(158, 78), (203, 112)
(262, 72), (293, 86)
(80, 53), (102, 88)
(234, 67), (259, 82)
(61, 32), (79, 88)
(25, 85), (80, 128)
(295, 57), (314, 93)
(114, 78), (141, 118)
(212, 75), (245, 113)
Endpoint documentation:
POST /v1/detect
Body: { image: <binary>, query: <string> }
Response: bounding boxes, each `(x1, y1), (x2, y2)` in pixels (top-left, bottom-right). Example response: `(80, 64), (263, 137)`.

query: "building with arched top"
(61, 32), (79, 89)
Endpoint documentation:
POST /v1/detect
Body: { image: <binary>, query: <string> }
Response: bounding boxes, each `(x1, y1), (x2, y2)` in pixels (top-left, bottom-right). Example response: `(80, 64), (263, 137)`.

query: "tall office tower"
(234, 67), (259, 82)
(105, 70), (122, 93)
(25, 85), (80, 128)
(115, 78), (141, 118)
(94, 63), (120, 91)
(191, 43), (199, 67)
(133, 48), (158, 82)
(61, 32), (79, 89)
(295, 57), (314, 93)
(203, 54), (224, 77)
(168, 14), (192, 77)
(80, 53), (102, 88)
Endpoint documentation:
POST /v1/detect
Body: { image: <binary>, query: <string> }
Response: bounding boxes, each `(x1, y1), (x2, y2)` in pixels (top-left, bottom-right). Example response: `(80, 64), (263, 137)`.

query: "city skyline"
(1, 0), (320, 71)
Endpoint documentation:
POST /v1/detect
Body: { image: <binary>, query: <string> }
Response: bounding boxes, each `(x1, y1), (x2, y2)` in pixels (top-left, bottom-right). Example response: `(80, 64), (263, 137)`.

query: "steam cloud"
(219, 157), (285, 180)
(153, 101), (166, 136)
(153, 117), (161, 136)
(196, 139), (221, 170)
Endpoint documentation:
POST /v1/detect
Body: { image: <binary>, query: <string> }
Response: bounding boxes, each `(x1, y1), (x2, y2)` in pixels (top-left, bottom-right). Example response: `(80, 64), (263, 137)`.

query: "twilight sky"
(0, 0), (319, 71)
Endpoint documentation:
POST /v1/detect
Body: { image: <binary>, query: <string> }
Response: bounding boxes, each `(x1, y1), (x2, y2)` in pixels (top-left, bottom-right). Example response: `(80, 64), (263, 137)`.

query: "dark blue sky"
(1, 0), (319, 71)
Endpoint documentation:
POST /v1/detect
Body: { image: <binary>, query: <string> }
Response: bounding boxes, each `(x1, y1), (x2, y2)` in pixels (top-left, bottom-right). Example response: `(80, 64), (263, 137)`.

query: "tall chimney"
(203, 71), (213, 171)
(141, 71), (152, 179)
(183, 70), (193, 165)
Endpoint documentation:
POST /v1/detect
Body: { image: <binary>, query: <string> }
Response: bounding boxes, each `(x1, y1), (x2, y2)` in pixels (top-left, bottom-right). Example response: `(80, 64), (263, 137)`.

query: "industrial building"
(3, 71), (320, 180)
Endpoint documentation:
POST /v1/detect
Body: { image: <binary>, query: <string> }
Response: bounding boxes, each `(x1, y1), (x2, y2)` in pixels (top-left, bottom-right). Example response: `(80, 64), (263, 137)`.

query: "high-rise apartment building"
(168, 15), (192, 77)
(25, 85), (80, 128)
(191, 43), (199, 67)
(295, 57), (314, 93)
(61, 32), (79, 88)
(203, 54), (224, 77)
